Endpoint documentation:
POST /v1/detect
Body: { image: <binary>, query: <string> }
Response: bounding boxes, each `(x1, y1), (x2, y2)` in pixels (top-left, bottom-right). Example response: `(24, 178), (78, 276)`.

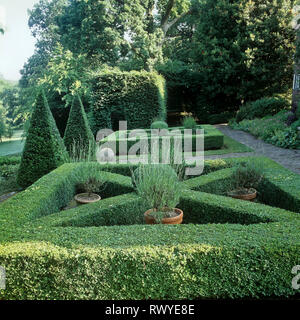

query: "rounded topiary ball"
(150, 121), (168, 130)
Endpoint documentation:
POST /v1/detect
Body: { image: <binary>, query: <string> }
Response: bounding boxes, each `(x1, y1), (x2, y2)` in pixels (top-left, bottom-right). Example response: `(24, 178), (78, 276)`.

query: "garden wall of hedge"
(90, 69), (167, 132)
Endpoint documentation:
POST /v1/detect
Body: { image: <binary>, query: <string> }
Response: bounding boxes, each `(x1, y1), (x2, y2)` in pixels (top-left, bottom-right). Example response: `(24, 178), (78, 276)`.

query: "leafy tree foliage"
(19, 0), (296, 118)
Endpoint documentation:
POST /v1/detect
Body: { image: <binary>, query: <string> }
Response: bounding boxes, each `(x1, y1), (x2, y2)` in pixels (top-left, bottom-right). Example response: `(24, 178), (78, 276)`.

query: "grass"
(204, 135), (253, 156)
(0, 130), (24, 156)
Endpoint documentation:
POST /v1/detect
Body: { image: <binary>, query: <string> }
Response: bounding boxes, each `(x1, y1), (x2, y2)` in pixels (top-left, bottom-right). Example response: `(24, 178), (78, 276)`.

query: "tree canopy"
(19, 0), (297, 117)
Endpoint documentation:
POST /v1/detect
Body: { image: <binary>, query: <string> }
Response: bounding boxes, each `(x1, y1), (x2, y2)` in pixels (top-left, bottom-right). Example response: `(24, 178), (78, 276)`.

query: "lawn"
(0, 130), (24, 156)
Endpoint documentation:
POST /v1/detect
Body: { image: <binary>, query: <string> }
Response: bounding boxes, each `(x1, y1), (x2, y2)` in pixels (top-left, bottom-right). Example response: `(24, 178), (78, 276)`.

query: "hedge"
(0, 156), (21, 166)
(0, 157), (299, 299)
(236, 97), (289, 122)
(99, 125), (224, 155)
(90, 69), (167, 132)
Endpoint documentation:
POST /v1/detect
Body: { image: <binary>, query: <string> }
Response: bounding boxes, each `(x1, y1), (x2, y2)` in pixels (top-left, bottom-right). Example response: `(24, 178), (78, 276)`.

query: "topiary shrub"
(90, 69), (167, 131)
(63, 94), (96, 161)
(236, 97), (289, 122)
(150, 120), (168, 129)
(17, 90), (68, 188)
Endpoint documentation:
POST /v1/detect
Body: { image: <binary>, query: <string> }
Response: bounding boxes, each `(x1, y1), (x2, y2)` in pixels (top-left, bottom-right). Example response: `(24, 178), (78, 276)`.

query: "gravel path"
(205, 124), (300, 175)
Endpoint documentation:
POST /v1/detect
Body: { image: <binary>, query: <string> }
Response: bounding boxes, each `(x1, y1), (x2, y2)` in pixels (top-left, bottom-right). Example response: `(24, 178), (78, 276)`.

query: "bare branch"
(161, 0), (175, 27)
(162, 9), (191, 36)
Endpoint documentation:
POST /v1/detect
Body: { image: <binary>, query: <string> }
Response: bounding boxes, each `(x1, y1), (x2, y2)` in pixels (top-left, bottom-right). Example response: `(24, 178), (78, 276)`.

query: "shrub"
(182, 116), (197, 131)
(291, 119), (300, 130)
(236, 97), (289, 122)
(150, 121), (168, 129)
(207, 112), (235, 124)
(132, 164), (181, 211)
(230, 111), (300, 150)
(17, 91), (68, 188)
(270, 127), (300, 149)
(63, 94), (96, 160)
(90, 69), (167, 131)
(296, 101), (300, 120)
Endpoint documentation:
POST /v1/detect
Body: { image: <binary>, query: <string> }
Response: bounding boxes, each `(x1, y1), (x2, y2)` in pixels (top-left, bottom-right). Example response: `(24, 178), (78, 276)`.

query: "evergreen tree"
(17, 90), (68, 188)
(63, 94), (95, 160)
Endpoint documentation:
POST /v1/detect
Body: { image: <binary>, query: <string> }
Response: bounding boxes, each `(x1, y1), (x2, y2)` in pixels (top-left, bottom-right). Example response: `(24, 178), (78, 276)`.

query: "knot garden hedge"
(0, 157), (299, 299)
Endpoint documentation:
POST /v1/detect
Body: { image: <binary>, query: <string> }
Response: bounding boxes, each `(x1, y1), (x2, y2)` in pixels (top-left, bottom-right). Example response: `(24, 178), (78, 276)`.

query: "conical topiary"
(17, 90), (69, 188)
(63, 94), (95, 160)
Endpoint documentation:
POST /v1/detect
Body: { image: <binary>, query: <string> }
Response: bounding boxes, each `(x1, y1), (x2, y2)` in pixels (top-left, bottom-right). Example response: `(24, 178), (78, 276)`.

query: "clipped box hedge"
(0, 157), (299, 299)
(99, 125), (224, 155)
(90, 69), (167, 132)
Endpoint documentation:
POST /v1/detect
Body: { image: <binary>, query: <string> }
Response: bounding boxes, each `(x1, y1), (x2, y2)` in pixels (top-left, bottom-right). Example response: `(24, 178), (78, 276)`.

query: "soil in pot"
(144, 208), (183, 225)
(228, 187), (257, 201)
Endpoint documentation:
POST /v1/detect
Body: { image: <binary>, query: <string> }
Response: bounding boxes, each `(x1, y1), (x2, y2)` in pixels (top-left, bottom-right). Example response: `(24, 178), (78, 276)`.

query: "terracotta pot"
(229, 188), (257, 201)
(144, 208), (183, 225)
(74, 193), (101, 204)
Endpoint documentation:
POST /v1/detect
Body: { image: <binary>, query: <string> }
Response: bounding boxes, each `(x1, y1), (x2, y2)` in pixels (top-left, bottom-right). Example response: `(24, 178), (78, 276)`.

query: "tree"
(0, 105), (7, 142)
(20, 0), (296, 120)
(164, 0), (296, 117)
(17, 90), (68, 188)
(63, 93), (95, 160)
(0, 86), (23, 126)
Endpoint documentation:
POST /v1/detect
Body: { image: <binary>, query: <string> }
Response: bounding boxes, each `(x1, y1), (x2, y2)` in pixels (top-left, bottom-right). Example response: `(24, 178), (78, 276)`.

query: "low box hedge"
(0, 157), (299, 299)
(99, 125), (224, 155)
(0, 156), (21, 166)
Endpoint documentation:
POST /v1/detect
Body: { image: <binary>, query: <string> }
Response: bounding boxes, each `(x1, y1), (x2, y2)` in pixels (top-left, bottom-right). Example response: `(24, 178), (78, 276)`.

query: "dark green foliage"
(164, 0), (295, 116)
(63, 94), (95, 159)
(296, 102), (300, 120)
(206, 112), (235, 125)
(17, 91), (68, 188)
(90, 69), (167, 131)
(0, 156), (21, 166)
(150, 121), (168, 129)
(236, 97), (290, 122)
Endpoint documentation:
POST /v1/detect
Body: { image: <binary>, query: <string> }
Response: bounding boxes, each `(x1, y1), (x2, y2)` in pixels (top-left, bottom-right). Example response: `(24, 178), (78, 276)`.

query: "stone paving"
(205, 124), (300, 175)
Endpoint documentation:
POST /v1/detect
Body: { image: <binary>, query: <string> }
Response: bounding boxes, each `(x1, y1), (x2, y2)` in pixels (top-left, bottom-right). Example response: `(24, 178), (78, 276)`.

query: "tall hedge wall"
(90, 69), (167, 132)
